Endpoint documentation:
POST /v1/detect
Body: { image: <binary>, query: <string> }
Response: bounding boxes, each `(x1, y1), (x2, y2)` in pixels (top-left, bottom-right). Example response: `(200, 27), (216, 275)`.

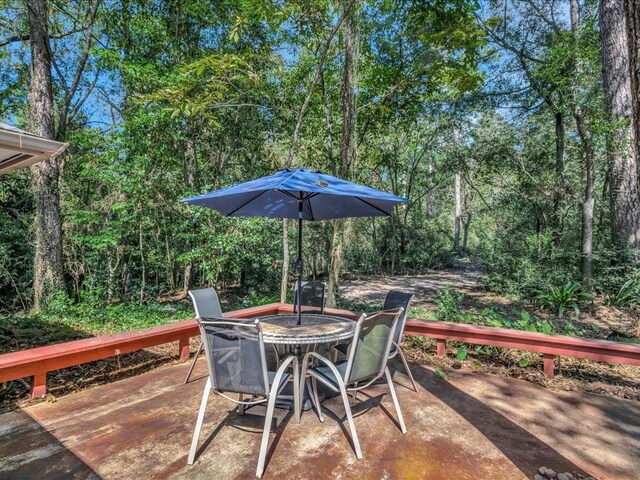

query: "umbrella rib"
(226, 190), (270, 216)
(355, 196), (391, 216)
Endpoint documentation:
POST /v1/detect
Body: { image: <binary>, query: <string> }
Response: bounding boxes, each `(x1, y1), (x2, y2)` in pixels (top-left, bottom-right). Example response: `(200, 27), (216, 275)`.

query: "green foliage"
(535, 283), (592, 318)
(434, 366), (446, 379)
(0, 0), (638, 349)
(245, 290), (279, 308)
(434, 286), (464, 322)
(604, 279), (640, 307)
(456, 346), (468, 361)
(478, 307), (555, 335)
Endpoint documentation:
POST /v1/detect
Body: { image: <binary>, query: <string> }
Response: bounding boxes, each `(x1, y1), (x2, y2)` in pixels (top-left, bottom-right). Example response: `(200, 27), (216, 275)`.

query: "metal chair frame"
(185, 288), (223, 384)
(385, 291), (417, 391)
(333, 290), (417, 391)
(187, 318), (300, 478)
(293, 280), (326, 314)
(299, 309), (407, 459)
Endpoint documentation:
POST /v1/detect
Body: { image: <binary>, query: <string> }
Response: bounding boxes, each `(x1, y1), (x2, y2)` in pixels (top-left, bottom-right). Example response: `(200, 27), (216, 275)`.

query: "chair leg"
(238, 394), (245, 415)
(310, 377), (324, 423)
(350, 382), (358, 404)
(187, 377), (211, 464)
(300, 356), (323, 423)
(293, 360), (301, 423)
(256, 356), (295, 478)
(337, 379), (362, 459)
(184, 341), (204, 384)
(385, 367), (407, 434)
(396, 346), (418, 392)
(256, 388), (278, 478)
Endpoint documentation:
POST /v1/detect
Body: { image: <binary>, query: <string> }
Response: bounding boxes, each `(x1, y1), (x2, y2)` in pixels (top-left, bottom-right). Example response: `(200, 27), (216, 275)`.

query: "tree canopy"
(1, 0), (639, 313)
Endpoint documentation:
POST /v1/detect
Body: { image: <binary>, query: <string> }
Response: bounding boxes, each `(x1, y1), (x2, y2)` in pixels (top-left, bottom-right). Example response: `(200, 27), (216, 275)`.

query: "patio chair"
(293, 281), (326, 314)
(187, 318), (300, 478)
(299, 309), (407, 459)
(333, 290), (417, 391)
(185, 288), (223, 384)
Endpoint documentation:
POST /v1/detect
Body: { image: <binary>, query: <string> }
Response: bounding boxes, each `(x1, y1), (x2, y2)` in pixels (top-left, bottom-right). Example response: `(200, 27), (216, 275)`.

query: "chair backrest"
(383, 291), (414, 353)
(197, 318), (270, 397)
(189, 287), (223, 320)
(293, 281), (326, 314)
(344, 309), (402, 384)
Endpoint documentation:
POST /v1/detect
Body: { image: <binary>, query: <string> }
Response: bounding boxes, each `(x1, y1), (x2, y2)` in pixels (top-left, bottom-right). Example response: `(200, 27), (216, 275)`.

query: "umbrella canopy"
(181, 167), (407, 323)
(181, 167), (406, 220)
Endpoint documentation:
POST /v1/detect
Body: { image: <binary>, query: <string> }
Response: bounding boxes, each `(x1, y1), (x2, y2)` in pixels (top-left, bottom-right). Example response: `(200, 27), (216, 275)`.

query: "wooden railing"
(0, 303), (281, 398)
(403, 319), (640, 377)
(1, 302), (639, 398)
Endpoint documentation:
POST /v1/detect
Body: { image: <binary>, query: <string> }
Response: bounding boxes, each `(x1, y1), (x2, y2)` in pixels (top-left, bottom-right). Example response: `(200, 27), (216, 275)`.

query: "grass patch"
(1, 299), (194, 354)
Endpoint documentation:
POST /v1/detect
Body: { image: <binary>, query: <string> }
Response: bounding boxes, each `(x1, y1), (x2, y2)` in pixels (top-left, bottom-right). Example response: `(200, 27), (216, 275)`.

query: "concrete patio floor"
(1, 356), (639, 480)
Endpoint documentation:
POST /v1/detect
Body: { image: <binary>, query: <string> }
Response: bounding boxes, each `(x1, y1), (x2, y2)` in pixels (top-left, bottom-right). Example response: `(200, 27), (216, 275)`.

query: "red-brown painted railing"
(2, 302), (639, 399)
(0, 303), (281, 398)
(403, 318), (640, 377)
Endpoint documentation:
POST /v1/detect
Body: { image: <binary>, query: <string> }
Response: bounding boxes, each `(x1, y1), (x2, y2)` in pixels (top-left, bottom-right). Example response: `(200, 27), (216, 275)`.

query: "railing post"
(32, 373), (47, 398)
(543, 354), (555, 378)
(178, 337), (191, 360)
(436, 339), (446, 356)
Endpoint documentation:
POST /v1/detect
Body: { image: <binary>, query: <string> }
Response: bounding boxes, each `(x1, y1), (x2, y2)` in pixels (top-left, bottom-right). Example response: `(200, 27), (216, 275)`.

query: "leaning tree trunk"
(600, 0), (640, 253)
(571, 0), (596, 289)
(326, 0), (359, 308)
(28, 0), (65, 308)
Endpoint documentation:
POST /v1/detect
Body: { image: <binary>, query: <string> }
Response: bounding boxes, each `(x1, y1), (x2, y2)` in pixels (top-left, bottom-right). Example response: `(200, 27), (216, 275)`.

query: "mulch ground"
(404, 338), (640, 402)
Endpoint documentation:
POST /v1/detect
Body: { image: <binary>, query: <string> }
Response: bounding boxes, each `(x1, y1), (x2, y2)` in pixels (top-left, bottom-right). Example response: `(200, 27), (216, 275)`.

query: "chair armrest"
(300, 351), (346, 384)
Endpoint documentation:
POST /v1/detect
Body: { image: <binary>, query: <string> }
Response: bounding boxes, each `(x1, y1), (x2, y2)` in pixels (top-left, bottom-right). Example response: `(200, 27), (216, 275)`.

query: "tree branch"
(0, 26), (84, 47)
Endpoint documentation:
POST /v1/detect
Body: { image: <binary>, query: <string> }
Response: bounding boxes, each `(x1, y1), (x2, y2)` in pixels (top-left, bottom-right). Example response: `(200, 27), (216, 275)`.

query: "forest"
(1, 0), (640, 333)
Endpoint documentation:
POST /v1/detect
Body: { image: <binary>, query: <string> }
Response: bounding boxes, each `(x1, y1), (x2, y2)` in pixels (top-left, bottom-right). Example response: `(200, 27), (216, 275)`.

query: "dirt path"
(339, 259), (504, 310)
(339, 261), (639, 338)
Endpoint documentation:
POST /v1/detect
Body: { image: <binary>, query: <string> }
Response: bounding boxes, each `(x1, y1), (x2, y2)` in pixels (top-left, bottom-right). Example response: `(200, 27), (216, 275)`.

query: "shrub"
(434, 286), (464, 322)
(535, 282), (592, 318)
(604, 279), (640, 307)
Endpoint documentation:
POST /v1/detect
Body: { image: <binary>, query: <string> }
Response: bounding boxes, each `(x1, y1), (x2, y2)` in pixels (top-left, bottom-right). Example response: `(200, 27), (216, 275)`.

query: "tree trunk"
(28, 0), (65, 308)
(462, 212), (472, 253)
(326, 219), (345, 307)
(181, 131), (197, 298)
(626, 0), (640, 166)
(453, 171), (462, 252)
(600, 0), (640, 252)
(571, 0), (596, 289)
(552, 110), (566, 244)
(327, 0), (359, 308)
(280, 219), (289, 303)
(427, 159), (434, 217)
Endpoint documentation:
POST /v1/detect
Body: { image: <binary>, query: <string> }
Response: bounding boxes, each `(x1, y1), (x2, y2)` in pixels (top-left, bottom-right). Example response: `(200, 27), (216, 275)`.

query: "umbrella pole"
(296, 201), (303, 325)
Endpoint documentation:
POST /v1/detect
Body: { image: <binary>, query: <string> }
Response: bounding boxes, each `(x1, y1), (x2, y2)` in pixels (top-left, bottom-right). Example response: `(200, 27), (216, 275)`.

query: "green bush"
(434, 286), (464, 322)
(604, 279), (640, 307)
(535, 282), (592, 317)
(477, 307), (555, 334)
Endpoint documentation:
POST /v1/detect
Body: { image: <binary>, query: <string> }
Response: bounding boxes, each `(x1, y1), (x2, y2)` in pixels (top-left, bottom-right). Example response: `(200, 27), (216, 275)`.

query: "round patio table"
(258, 313), (356, 346)
(257, 313), (356, 411)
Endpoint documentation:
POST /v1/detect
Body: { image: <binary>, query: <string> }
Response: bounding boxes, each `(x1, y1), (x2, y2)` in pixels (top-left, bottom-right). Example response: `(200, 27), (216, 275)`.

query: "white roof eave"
(0, 126), (68, 175)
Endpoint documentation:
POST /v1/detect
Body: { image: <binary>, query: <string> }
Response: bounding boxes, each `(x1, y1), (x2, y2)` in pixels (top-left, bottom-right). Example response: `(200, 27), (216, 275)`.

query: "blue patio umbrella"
(181, 167), (407, 324)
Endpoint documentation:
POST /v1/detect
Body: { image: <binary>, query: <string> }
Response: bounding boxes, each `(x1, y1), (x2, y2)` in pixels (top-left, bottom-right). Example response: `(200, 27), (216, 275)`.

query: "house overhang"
(0, 123), (67, 175)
